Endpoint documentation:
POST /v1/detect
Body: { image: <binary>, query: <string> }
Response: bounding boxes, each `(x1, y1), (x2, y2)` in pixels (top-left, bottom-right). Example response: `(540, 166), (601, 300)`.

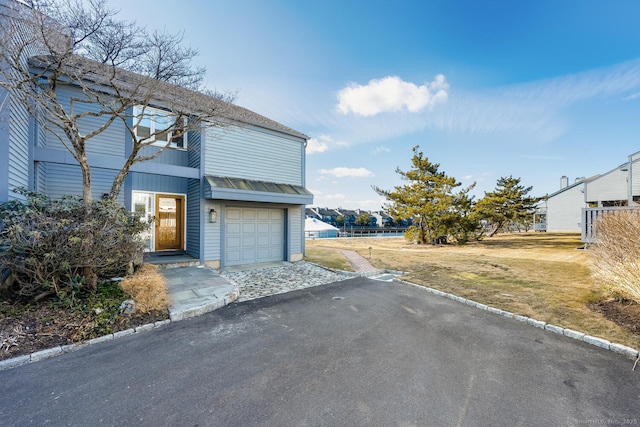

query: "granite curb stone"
(399, 279), (640, 361)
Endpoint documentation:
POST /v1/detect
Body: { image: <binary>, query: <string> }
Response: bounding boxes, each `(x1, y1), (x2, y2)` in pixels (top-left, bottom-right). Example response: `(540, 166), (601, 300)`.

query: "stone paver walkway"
(221, 262), (349, 302)
(336, 249), (378, 273)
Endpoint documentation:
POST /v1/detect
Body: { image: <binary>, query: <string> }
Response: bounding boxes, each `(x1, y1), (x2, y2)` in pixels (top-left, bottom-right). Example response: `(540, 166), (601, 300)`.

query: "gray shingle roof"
(28, 54), (308, 140)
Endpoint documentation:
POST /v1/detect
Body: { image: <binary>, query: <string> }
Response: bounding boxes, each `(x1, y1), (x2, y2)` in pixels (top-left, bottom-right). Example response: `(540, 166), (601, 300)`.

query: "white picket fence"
(581, 206), (639, 243)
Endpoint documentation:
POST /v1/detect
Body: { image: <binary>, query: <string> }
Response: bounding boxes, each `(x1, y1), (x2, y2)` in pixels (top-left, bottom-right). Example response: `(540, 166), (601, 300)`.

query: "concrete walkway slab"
(162, 266), (239, 321)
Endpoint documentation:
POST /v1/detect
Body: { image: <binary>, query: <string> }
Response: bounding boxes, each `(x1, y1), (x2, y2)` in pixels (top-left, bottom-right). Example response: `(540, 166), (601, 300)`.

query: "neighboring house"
(371, 211), (393, 228)
(542, 151), (640, 238)
(0, 3), (312, 269)
(307, 207), (403, 229)
(309, 207), (341, 226)
(305, 208), (322, 221)
(335, 209), (358, 227)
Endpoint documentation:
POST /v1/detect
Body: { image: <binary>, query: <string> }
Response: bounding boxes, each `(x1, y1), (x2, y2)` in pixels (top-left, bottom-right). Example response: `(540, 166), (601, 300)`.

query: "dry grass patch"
(119, 264), (169, 314)
(304, 246), (354, 272)
(590, 209), (640, 303)
(306, 233), (640, 350)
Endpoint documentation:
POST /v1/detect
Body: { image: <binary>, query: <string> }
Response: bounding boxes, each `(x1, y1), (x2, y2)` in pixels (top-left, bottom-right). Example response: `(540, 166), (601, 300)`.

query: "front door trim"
(154, 193), (185, 251)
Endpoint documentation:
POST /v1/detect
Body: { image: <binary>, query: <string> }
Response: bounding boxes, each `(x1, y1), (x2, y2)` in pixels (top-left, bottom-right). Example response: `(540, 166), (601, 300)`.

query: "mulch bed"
(589, 298), (640, 337)
(1, 304), (168, 361)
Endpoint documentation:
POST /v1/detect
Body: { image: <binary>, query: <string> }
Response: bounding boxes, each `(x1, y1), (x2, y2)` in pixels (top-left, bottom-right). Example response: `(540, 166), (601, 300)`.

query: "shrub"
(118, 264), (169, 313)
(0, 189), (149, 304)
(589, 209), (640, 303)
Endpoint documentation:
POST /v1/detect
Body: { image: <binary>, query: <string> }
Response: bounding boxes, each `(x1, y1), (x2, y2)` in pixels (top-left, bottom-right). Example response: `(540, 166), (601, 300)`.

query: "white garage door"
(225, 207), (285, 266)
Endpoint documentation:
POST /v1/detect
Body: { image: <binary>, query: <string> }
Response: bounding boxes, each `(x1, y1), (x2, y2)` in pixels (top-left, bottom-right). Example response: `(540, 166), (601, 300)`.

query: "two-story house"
(0, 2), (312, 270)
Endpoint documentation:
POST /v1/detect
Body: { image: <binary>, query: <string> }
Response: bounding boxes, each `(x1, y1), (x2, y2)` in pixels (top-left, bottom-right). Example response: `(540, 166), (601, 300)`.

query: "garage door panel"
(225, 207), (284, 266)
(227, 208), (241, 220)
(227, 223), (241, 234)
(226, 251), (241, 263)
(242, 210), (256, 220)
(256, 236), (270, 246)
(226, 236), (241, 248)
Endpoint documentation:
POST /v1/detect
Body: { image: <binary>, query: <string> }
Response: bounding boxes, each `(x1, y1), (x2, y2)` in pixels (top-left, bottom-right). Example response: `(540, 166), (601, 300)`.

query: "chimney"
(560, 176), (569, 189)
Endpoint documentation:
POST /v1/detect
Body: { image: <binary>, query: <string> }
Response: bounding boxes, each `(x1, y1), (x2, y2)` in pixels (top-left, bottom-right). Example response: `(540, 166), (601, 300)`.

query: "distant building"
(541, 151), (640, 234)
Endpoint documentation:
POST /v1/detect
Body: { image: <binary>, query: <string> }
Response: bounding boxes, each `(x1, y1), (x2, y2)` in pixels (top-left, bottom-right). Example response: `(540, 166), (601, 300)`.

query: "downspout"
(301, 138), (308, 256)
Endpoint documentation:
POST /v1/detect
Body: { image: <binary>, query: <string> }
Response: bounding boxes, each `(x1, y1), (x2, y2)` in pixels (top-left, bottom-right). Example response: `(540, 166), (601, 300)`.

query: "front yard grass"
(305, 232), (640, 351)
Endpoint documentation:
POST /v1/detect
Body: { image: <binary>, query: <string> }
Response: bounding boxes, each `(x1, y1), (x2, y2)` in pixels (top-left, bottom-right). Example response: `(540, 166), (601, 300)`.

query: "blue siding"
(187, 130), (202, 169)
(186, 130), (202, 259)
(204, 125), (304, 185)
(34, 162), (47, 193)
(44, 163), (124, 203)
(131, 173), (188, 194)
(137, 144), (188, 167)
(289, 205), (304, 255)
(46, 86), (125, 157)
(186, 178), (201, 259)
(203, 201), (222, 262)
(0, 88), (10, 201)
(6, 98), (31, 200)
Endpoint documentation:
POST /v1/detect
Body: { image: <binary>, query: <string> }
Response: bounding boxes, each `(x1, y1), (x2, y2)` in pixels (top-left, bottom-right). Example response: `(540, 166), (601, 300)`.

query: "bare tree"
(0, 0), (235, 290)
(0, 0), (235, 204)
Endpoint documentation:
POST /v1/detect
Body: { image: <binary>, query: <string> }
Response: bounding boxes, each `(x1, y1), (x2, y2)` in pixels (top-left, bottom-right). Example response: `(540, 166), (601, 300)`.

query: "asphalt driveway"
(0, 277), (638, 426)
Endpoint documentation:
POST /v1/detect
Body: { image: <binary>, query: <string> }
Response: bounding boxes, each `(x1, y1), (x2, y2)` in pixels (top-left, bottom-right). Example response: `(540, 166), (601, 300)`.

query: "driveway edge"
(397, 279), (640, 361)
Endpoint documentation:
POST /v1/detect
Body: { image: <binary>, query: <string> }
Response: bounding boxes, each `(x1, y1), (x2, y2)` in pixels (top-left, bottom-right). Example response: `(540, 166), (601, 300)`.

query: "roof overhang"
(204, 175), (313, 205)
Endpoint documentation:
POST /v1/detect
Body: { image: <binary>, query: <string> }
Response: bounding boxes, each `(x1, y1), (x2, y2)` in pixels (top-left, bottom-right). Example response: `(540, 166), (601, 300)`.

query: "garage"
(225, 207), (285, 266)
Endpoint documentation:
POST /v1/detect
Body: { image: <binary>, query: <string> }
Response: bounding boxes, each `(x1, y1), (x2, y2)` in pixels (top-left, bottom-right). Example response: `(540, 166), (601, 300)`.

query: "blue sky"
(108, 0), (640, 210)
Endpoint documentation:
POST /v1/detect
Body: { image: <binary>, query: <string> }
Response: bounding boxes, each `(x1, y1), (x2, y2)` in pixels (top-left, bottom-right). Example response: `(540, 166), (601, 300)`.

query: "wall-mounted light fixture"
(209, 208), (217, 223)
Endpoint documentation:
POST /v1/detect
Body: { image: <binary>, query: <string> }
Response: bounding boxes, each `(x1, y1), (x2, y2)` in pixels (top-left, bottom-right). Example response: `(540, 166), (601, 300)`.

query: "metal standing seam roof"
(205, 175), (313, 197)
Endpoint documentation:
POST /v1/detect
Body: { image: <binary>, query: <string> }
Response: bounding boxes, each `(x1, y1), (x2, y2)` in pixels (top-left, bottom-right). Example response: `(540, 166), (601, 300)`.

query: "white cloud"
(373, 145), (390, 155)
(307, 138), (328, 154)
(336, 75), (449, 117)
(624, 92), (640, 101)
(307, 134), (352, 153)
(318, 167), (374, 178)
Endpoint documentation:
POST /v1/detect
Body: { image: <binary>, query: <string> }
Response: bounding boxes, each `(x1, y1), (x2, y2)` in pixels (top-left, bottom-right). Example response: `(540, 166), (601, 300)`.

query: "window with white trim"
(133, 106), (187, 149)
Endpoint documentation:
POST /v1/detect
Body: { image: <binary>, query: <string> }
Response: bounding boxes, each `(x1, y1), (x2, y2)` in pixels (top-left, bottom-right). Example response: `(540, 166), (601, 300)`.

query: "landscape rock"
(119, 299), (136, 315)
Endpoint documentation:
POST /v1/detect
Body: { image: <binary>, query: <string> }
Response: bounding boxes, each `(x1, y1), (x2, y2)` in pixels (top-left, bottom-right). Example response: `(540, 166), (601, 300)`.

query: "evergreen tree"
(355, 212), (372, 227)
(447, 184), (484, 244)
(373, 146), (476, 244)
(475, 176), (541, 237)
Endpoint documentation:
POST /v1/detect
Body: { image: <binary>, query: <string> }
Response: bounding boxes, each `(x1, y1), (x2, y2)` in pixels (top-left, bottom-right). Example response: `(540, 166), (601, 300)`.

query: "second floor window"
(134, 106), (187, 149)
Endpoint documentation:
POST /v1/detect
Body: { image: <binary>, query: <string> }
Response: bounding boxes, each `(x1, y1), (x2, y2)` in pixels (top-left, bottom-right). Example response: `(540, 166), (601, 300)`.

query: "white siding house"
(545, 179), (590, 232)
(544, 151), (640, 236)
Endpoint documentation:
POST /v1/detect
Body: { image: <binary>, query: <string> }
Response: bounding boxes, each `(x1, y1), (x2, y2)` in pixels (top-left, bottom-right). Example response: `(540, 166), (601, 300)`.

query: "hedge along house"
(0, 4), (313, 269)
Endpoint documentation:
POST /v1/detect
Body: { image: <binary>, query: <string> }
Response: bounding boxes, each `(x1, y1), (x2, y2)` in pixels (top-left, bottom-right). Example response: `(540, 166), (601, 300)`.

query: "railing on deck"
(582, 207), (639, 243)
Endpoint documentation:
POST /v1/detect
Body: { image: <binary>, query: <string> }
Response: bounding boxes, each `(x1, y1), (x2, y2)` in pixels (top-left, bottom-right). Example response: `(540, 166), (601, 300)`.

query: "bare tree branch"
(0, 0), (239, 204)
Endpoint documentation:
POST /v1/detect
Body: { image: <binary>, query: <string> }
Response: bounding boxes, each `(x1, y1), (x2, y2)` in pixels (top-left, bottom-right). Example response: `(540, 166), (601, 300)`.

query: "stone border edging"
(396, 278), (640, 361)
(0, 319), (172, 371)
